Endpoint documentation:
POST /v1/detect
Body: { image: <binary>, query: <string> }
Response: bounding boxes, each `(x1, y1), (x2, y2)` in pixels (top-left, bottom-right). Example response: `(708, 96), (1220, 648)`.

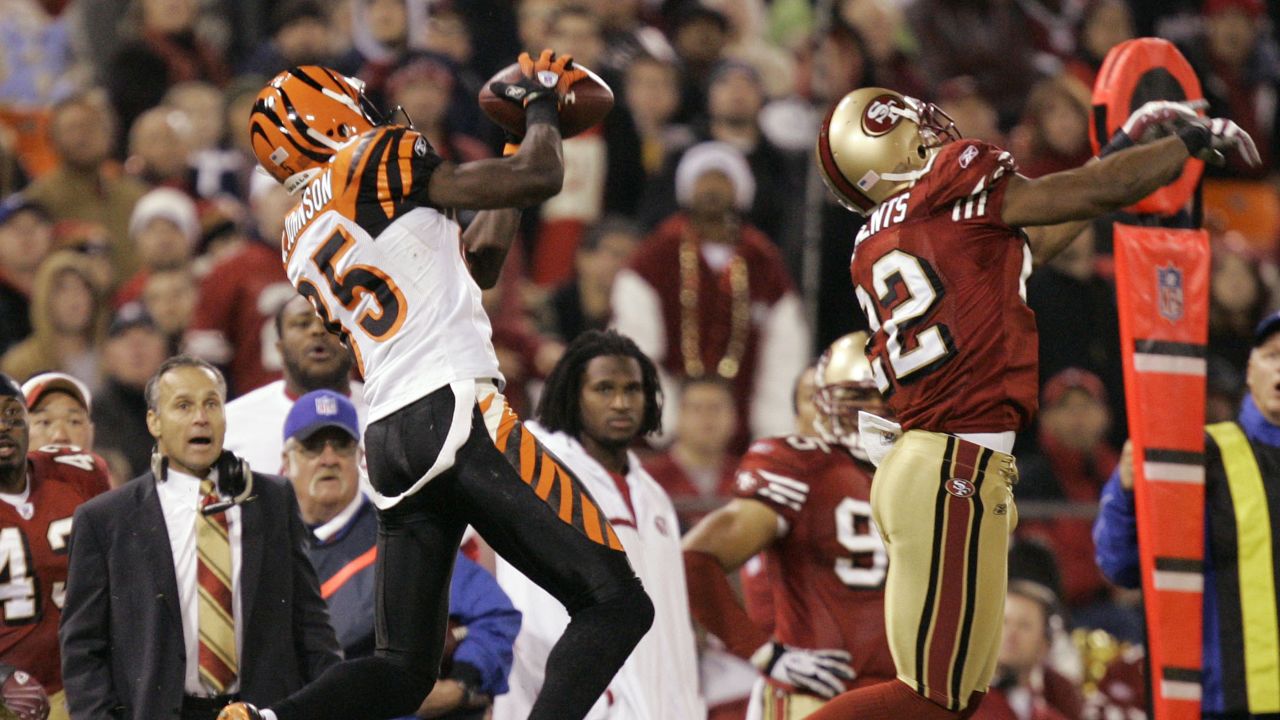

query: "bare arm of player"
(1024, 219), (1092, 267)
(464, 209), (522, 289)
(425, 122), (564, 210)
(1001, 135), (1190, 230)
(681, 498), (781, 659)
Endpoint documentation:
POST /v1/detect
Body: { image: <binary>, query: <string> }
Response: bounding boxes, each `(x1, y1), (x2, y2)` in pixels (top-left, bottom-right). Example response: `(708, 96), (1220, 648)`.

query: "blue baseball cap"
(1255, 311), (1280, 348)
(284, 390), (360, 442)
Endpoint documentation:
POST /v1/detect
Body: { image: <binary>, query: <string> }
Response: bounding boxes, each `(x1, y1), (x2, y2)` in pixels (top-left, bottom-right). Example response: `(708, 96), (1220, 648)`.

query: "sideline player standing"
(807, 90), (1260, 720)
(683, 333), (896, 719)
(0, 373), (109, 719)
(221, 54), (654, 720)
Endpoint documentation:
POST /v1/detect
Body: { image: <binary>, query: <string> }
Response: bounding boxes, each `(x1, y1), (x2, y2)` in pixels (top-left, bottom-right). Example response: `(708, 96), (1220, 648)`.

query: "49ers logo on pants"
(944, 477), (975, 498)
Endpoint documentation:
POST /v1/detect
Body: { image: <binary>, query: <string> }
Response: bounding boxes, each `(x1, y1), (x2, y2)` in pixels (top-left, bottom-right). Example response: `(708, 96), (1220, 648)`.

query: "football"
(478, 61), (614, 139)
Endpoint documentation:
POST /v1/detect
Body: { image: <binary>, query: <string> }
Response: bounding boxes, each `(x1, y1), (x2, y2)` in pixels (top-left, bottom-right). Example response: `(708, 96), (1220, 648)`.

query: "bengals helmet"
(813, 332), (886, 461)
(249, 67), (377, 194)
(816, 87), (960, 215)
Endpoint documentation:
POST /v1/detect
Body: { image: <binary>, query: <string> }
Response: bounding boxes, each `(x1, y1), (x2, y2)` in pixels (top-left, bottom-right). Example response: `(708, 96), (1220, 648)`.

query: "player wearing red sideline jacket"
(806, 90), (1260, 720)
(0, 373), (109, 719)
(683, 333), (895, 719)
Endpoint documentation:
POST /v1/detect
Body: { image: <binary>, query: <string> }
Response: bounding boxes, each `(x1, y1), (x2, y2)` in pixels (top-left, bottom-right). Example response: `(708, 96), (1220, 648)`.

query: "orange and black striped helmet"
(249, 66), (377, 193)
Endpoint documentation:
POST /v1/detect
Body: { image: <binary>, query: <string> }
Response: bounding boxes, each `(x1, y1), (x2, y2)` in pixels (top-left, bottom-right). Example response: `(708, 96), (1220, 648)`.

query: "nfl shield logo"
(315, 395), (339, 416)
(1157, 264), (1183, 322)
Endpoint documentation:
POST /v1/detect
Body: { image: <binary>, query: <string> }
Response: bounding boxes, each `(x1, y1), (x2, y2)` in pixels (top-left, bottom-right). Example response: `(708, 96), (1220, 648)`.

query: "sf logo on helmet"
(862, 95), (906, 136)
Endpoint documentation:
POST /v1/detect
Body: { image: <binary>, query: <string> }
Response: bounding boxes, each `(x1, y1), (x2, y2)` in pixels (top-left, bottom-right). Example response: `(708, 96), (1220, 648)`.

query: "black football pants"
(271, 384), (653, 720)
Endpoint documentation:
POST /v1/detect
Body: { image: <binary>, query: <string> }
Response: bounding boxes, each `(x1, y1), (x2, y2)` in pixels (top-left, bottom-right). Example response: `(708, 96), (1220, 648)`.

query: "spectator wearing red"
(1015, 369), (1120, 621)
(183, 172), (295, 397)
(642, 374), (740, 531)
(614, 141), (809, 451)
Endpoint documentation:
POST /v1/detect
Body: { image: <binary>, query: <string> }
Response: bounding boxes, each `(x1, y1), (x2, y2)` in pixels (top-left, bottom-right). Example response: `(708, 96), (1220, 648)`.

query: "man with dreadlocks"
(494, 329), (704, 719)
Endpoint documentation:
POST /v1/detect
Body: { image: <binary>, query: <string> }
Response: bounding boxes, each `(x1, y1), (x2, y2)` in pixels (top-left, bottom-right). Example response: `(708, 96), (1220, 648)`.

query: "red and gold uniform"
(736, 434), (896, 716)
(850, 139), (1024, 711)
(852, 140), (1036, 434)
(0, 447), (109, 698)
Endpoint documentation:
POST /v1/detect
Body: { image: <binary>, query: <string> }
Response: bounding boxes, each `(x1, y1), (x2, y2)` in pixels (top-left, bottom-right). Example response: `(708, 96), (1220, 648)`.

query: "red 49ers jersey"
(734, 434), (895, 686)
(851, 140), (1038, 433)
(0, 446), (109, 693)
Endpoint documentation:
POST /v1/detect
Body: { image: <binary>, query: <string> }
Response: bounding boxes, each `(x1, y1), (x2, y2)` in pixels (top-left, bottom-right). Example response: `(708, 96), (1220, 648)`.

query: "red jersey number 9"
(834, 497), (887, 589)
(855, 249), (956, 395)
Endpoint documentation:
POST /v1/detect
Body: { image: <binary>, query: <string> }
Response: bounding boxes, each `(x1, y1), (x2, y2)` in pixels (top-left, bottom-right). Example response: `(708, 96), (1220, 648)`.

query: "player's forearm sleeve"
(1093, 471), (1141, 588)
(683, 549), (770, 660)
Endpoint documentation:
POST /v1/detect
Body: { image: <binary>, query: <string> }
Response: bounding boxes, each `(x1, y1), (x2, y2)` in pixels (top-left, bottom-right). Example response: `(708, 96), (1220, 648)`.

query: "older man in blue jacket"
(282, 390), (521, 718)
(1095, 311), (1280, 719)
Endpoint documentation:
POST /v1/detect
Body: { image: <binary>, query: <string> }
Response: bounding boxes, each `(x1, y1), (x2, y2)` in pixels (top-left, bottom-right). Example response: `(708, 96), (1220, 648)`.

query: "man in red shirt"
(809, 90), (1259, 720)
(0, 373), (109, 718)
(682, 333), (896, 718)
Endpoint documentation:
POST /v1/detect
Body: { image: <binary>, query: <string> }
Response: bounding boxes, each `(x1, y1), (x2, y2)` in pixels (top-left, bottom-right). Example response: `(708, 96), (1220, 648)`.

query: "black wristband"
(525, 94), (560, 129)
(1177, 123), (1211, 156)
(1098, 130), (1135, 158)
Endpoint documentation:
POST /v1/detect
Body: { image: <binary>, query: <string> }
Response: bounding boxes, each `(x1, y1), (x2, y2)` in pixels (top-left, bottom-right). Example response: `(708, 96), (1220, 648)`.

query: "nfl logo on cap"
(315, 394), (338, 416)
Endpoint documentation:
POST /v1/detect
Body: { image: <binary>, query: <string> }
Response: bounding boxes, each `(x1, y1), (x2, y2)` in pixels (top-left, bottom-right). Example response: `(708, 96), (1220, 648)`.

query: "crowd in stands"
(2, 0), (1279, 717)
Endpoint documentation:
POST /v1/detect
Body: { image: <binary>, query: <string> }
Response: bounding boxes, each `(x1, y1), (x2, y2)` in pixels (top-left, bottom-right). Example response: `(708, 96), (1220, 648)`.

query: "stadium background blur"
(0, 0), (1274, 717)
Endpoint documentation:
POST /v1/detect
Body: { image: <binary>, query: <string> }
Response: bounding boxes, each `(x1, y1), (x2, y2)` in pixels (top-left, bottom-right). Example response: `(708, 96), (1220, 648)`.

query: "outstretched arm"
(426, 121), (563, 210)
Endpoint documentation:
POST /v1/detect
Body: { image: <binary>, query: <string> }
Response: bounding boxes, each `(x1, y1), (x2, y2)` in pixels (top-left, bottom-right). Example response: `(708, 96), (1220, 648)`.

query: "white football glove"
(752, 642), (855, 699)
(1121, 99), (1206, 142)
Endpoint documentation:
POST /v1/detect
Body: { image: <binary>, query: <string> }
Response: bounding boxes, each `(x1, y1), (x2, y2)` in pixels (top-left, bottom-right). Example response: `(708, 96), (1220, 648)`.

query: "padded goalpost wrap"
(1114, 224), (1208, 720)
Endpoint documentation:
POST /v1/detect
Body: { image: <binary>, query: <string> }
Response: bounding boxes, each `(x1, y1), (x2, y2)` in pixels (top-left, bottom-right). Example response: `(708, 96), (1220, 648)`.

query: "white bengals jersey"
(280, 125), (502, 423)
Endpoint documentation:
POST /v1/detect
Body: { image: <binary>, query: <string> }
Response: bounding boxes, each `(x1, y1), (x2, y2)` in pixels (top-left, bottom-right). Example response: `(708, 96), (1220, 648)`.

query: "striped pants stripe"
(871, 430), (1018, 711)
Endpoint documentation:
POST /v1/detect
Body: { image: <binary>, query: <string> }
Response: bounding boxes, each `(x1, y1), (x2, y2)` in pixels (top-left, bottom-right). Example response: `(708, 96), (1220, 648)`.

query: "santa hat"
(128, 188), (199, 246)
(675, 141), (756, 212)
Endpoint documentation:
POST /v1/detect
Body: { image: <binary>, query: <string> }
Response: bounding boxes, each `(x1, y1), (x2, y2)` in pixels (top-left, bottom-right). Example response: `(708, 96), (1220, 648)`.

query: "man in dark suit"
(58, 355), (340, 719)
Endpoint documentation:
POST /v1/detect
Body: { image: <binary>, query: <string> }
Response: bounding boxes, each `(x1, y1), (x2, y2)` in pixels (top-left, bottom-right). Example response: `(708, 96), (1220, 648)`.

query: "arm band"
(1097, 130), (1135, 158)
(683, 549), (771, 660)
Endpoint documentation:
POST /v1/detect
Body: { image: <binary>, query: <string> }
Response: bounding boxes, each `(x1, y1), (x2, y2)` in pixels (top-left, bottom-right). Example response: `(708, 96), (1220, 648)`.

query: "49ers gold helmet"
(813, 331), (886, 460)
(816, 87), (960, 215)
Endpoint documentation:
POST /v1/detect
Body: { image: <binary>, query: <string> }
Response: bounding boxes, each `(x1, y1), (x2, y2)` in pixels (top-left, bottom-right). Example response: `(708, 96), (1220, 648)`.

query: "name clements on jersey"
(283, 169), (334, 256)
(854, 192), (910, 247)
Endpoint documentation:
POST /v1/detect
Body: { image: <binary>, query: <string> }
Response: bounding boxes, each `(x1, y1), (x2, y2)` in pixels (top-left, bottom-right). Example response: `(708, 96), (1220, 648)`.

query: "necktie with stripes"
(197, 478), (237, 693)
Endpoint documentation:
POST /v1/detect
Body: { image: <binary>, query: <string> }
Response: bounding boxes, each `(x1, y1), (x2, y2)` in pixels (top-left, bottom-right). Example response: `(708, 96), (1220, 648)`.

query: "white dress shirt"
(154, 467), (243, 696)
